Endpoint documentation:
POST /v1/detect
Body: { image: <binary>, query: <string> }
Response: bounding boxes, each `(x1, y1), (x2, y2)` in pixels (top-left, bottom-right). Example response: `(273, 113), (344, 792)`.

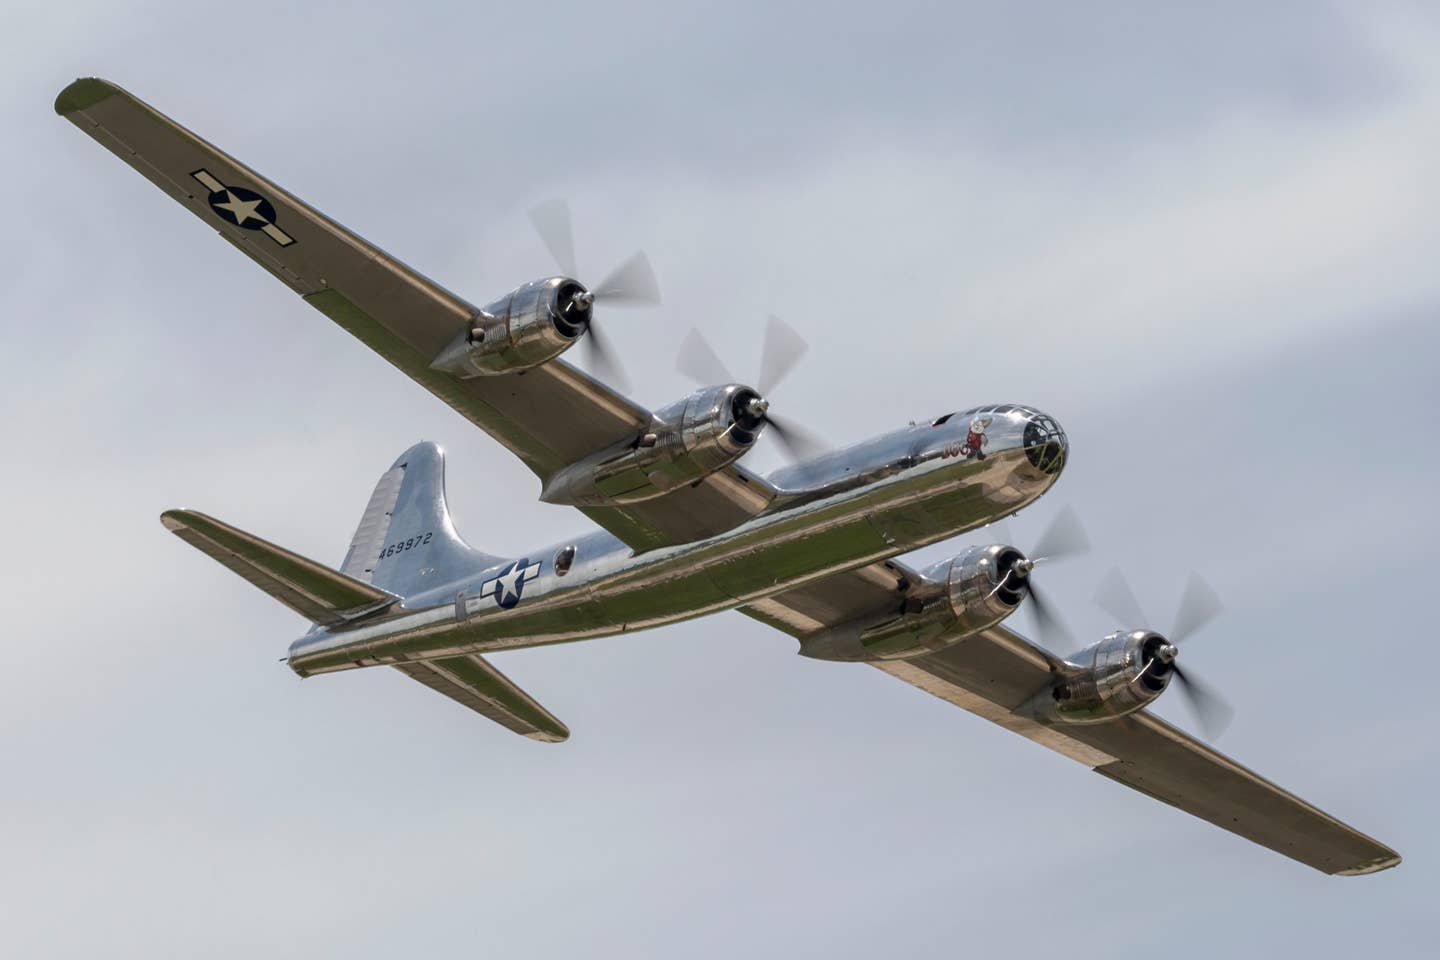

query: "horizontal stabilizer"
(161, 509), (396, 627)
(394, 655), (569, 742)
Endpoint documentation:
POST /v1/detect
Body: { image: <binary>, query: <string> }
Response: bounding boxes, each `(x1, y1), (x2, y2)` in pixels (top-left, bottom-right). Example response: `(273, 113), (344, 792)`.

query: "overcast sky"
(3, 1), (1436, 956)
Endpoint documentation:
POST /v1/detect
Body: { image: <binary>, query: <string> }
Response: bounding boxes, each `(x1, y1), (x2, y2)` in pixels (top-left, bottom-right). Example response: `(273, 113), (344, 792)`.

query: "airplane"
(55, 77), (1400, 877)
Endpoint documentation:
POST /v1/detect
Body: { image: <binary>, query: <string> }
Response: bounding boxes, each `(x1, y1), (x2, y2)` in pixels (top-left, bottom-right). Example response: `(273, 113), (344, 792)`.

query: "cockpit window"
(554, 545), (577, 577)
(931, 413), (955, 426)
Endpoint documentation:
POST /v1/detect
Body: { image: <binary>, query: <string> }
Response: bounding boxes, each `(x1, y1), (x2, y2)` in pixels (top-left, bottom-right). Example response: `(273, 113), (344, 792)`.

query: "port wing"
(745, 566), (1400, 875)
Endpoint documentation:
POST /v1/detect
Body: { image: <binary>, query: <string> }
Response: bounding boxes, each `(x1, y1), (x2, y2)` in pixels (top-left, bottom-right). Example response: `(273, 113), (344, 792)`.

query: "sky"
(2, 1), (1436, 955)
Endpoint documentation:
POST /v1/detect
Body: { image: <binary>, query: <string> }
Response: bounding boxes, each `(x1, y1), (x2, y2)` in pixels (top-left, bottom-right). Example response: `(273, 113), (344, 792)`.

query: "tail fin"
(340, 441), (497, 599)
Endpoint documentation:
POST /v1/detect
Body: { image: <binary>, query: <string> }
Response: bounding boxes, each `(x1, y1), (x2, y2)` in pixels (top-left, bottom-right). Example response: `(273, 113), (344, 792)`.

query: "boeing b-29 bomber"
(56, 77), (1400, 876)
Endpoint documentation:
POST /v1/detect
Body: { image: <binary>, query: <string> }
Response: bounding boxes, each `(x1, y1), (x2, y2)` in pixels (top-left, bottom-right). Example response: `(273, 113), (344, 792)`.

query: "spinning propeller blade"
(1171, 571), (1224, 645)
(996, 505), (1091, 650)
(1025, 581), (1074, 651)
(986, 517), (1015, 548)
(676, 328), (736, 386)
(764, 412), (828, 463)
(1094, 565), (1149, 628)
(675, 319), (827, 465)
(593, 251), (660, 306)
(1030, 504), (1091, 563)
(528, 199), (661, 388)
(528, 198), (579, 278)
(1092, 566), (1233, 740)
(582, 323), (631, 392)
(758, 315), (809, 396)
(1170, 664), (1235, 741)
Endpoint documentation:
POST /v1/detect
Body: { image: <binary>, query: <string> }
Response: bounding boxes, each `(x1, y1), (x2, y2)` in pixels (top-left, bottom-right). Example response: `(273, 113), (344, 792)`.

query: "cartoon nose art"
(962, 416), (993, 461)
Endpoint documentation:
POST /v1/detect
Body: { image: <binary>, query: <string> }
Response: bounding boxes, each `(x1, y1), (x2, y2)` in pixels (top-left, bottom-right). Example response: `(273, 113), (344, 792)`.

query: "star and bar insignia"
(478, 558), (542, 609)
(191, 169), (295, 247)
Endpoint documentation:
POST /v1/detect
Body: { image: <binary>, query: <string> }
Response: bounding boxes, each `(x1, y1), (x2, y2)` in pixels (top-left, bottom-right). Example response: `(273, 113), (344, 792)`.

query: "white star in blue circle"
(494, 559), (535, 609)
(207, 186), (277, 230)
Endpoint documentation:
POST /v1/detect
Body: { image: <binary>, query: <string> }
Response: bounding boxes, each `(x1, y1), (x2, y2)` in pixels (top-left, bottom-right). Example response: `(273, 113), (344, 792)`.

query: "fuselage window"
(931, 413), (955, 426)
(554, 545), (577, 577)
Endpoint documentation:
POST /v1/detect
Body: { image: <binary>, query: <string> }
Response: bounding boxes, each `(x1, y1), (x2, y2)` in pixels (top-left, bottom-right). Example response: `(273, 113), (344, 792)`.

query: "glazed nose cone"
(1018, 408), (1067, 475)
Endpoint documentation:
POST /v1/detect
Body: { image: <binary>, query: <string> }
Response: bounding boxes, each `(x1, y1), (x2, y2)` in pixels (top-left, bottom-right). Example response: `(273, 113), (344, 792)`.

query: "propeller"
(675, 316), (828, 464)
(1095, 568), (1233, 739)
(991, 505), (1091, 650)
(528, 199), (661, 389)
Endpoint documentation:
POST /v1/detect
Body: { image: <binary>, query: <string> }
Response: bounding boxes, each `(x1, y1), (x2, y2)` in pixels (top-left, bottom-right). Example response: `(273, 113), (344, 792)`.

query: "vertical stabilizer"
(341, 442), (497, 599)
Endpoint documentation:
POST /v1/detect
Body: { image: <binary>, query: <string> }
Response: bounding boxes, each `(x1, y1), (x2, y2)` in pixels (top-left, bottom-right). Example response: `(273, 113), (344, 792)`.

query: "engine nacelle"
(1041, 630), (1174, 723)
(540, 384), (767, 506)
(799, 543), (1026, 661)
(430, 277), (589, 377)
(937, 543), (1028, 638)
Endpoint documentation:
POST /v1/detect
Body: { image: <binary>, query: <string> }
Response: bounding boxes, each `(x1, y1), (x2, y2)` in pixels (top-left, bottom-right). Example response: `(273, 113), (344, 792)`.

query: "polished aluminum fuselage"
(288, 405), (1066, 676)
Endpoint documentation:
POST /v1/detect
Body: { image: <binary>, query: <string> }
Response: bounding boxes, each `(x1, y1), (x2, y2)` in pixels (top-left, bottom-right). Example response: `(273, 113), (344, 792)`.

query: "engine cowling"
(799, 543), (1027, 661)
(1042, 630), (1176, 723)
(430, 277), (589, 377)
(540, 384), (767, 506)
(936, 543), (1028, 638)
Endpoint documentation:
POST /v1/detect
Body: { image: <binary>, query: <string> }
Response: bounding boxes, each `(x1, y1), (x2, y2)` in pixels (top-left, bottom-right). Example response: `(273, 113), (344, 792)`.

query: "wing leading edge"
(745, 568), (1400, 875)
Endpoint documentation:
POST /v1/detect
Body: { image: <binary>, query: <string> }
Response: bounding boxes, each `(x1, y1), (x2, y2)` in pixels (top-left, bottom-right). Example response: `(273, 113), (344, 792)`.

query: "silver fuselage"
(288, 404), (1067, 676)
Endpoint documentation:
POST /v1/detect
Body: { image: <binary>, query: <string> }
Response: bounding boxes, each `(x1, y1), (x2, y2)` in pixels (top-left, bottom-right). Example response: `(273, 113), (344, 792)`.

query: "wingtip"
(55, 77), (118, 116)
(1335, 852), (1402, 876)
(159, 509), (193, 532)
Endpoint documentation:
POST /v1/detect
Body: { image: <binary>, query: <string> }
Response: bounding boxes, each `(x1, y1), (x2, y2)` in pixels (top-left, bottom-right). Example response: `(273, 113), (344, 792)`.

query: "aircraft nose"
(1019, 408), (1067, 475)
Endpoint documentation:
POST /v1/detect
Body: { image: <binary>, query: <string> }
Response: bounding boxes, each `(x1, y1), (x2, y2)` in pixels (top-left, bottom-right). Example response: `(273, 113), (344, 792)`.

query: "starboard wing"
(57, 78), (771, 550)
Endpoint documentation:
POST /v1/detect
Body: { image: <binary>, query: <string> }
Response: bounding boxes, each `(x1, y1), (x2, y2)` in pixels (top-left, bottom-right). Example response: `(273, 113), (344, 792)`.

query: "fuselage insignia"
(478, 558), (542, 609)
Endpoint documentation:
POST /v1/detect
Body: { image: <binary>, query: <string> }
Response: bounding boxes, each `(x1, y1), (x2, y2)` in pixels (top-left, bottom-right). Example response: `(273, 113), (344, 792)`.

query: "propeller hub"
(1012, 557), (1036, 578)
(570, 289), (595, 312)
(1157, 642), (1178, 664)
(743, 396), (770, 419)
(731, 391), (770, 437)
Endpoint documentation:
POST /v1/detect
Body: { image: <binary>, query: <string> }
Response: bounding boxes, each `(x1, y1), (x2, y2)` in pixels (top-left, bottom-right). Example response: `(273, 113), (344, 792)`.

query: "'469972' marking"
(380, 531), (433, 558)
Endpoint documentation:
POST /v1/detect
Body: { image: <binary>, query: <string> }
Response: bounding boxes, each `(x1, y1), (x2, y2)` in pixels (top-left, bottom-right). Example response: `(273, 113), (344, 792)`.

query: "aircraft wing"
(743, 571), (1401, 876)
(742, 561), (911, 637)
(56, 78), (771, 551)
